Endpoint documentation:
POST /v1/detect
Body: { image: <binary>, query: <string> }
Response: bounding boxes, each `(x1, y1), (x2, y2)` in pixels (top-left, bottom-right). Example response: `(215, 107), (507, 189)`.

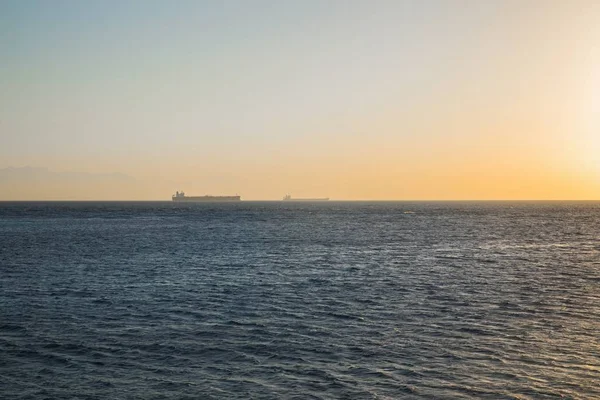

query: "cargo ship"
(283, 194), (329, 201)
(172, 191), (241, 202)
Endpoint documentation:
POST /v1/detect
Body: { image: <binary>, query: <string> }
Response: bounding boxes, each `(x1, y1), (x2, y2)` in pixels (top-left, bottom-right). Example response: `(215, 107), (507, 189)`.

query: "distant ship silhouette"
(172, 191), (241, 202)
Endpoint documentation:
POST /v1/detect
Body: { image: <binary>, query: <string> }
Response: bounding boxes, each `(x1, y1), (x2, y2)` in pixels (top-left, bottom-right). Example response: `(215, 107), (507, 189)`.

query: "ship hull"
(283, 198), (329, 201)
(172, 196), (240, 202)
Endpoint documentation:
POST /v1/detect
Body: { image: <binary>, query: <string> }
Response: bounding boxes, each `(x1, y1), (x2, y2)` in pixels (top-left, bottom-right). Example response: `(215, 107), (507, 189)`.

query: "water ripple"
(1, 201), (599, 399)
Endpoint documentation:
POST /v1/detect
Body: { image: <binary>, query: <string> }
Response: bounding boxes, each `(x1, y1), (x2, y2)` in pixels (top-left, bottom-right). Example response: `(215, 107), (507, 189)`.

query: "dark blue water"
(1, 201), (599, 399)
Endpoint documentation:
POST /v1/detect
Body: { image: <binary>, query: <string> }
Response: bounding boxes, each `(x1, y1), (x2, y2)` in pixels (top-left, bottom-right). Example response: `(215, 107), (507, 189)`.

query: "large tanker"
(172, 191), (240, 202)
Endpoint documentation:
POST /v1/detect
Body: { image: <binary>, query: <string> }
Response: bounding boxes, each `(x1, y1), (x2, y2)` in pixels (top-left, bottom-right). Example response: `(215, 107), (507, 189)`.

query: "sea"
(1, 201), (599, 399)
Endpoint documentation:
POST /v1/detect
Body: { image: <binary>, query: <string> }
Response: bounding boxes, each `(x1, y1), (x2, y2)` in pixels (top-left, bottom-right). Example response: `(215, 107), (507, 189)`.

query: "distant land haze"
(0, 166), (599, 201)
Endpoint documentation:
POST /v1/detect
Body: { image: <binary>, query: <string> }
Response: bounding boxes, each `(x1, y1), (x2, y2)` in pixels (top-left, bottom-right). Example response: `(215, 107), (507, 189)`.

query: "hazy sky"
(1, 0), (599, 200)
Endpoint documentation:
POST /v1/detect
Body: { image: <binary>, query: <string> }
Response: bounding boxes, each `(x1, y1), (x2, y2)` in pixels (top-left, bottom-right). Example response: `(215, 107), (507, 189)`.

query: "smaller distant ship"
(172, 191), (241, 202)
(282, 194), (329, 201)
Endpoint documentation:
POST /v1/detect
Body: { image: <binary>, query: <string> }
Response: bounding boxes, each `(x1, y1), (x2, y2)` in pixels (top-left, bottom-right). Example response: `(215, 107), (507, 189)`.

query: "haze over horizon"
(2, 0), (599, 200)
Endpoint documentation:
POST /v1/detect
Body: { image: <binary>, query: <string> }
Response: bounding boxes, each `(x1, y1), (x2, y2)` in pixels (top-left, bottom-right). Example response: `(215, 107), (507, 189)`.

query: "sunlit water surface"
(1, 201), (599, 399)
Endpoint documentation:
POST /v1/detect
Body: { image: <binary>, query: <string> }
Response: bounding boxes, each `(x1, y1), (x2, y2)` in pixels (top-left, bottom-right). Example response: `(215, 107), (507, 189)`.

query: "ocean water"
(1, 201), (599, 399)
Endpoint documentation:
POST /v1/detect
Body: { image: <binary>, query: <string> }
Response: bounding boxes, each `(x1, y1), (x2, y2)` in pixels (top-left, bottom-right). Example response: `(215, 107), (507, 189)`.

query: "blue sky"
(1, 1), (494, 158)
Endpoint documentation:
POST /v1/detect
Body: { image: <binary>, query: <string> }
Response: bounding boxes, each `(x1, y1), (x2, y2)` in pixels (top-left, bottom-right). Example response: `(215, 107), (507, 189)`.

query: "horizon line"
(1, 199), (600, 202)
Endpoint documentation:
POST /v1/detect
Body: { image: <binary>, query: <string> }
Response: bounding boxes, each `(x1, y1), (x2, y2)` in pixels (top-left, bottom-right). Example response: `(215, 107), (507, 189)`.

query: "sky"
(1, 0), (599, 200)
